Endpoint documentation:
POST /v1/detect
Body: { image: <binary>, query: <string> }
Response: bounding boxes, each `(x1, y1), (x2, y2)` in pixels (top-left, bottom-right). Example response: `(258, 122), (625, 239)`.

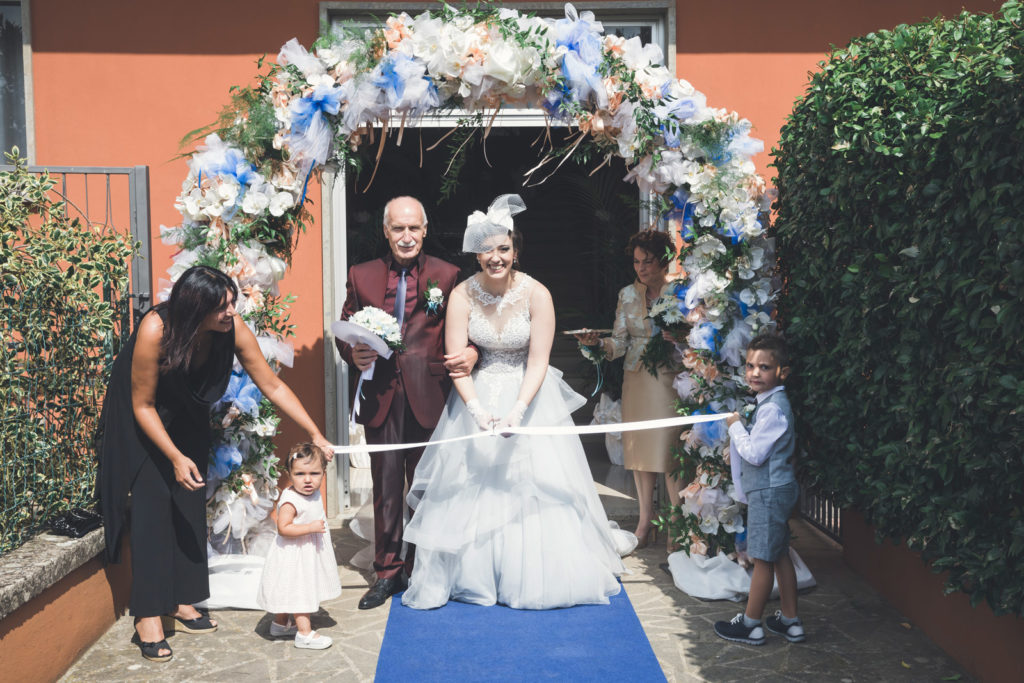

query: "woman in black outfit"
(98, 266), (332, 662)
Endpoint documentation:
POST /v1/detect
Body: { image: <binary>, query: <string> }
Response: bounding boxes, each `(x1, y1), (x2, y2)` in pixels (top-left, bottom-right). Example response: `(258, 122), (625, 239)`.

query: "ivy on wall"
(774, 2), (1024, 615)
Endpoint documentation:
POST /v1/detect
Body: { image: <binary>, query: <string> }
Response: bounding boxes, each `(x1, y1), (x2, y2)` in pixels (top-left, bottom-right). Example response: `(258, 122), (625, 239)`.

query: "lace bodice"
(467, 273), (533, 375)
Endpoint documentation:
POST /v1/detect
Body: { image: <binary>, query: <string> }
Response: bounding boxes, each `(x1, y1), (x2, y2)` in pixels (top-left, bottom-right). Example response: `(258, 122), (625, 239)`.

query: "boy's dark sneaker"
(765, 610), (806, 642)
(714, 613), (766, 645)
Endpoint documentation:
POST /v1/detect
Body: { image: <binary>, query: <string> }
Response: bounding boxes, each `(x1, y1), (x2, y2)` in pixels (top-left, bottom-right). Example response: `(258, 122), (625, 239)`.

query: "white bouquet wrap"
(331, 306), (404, 426)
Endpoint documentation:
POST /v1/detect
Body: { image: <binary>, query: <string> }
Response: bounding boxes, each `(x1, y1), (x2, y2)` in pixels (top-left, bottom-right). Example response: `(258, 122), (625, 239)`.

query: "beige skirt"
(620, 366), (682, 473)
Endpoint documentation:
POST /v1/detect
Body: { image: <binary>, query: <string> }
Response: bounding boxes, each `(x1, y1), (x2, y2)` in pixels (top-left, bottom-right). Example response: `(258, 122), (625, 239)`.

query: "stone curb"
(0, 528), (104, 621)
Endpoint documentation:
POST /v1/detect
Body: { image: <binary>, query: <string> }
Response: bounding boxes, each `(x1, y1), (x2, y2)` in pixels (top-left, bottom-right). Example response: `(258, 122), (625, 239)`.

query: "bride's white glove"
(497, 400), (528, 437)
(465, 398), (496, 431)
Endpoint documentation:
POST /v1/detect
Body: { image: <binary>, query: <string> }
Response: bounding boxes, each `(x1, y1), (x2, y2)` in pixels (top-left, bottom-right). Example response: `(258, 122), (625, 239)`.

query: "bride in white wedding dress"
(402, 195), (637, 611)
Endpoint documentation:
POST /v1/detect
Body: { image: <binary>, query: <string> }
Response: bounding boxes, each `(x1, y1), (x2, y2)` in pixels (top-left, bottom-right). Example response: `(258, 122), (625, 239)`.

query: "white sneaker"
(294, 630), (332, 649)
(269, 620), (297, 638)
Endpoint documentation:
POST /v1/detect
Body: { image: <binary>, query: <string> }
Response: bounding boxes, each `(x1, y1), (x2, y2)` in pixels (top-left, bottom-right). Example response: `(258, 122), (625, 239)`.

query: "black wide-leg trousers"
(128, 453), (209, 617)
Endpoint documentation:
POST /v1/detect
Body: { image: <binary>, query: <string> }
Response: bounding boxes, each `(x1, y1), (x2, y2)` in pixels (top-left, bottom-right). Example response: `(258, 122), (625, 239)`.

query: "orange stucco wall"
(0, 548), (131, 683)
(26, 0), (1001, 451)
(842, 509), (1024, 682)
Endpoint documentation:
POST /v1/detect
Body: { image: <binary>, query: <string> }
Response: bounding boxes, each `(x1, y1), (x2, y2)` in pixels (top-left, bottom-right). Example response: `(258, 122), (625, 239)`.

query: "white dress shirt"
(728, 385), (789, 503)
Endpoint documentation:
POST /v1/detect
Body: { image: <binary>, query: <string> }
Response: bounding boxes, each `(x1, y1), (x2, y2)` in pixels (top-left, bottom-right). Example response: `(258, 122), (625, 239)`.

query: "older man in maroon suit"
(336, 196), (477, 610)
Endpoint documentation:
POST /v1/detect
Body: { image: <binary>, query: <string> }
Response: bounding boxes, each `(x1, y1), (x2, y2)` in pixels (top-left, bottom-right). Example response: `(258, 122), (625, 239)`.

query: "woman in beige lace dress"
(576, 230), (685, 551)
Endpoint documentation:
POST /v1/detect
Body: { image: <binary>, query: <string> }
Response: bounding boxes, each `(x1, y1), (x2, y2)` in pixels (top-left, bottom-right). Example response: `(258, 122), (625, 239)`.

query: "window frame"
(319, 1), (675, 76)
(0, 0), (34, 162)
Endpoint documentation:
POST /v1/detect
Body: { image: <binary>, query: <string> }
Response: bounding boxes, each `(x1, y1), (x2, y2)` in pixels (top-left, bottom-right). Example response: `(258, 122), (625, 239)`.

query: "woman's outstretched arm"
(235, 316), (334, 457)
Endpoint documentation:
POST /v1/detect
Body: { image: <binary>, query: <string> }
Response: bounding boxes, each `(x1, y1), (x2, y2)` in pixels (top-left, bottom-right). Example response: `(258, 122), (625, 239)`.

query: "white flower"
(241, 189), (270, 215)
(661, 306), (685, 325)
(254, 419), (277, 437)
(698, 515), (721, 535)
(269, 191), (294, 217)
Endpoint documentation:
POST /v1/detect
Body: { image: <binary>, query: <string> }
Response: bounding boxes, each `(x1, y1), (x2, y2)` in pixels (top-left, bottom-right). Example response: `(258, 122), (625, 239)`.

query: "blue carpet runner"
(375, 583), (665, 681)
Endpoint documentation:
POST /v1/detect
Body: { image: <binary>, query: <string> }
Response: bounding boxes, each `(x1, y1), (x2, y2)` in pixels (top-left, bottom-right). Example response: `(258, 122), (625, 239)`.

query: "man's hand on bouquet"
(352, 343), (378, 372)
(444, 346), (479, 379)
(574, 330), (601, 347)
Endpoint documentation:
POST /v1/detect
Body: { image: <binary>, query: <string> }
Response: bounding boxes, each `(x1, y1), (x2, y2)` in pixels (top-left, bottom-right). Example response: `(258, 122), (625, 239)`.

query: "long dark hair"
(160, 266), (237, 372)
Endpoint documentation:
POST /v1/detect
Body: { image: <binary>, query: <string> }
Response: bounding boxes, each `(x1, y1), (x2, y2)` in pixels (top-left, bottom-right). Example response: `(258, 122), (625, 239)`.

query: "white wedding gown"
(402, 274), (636, 610)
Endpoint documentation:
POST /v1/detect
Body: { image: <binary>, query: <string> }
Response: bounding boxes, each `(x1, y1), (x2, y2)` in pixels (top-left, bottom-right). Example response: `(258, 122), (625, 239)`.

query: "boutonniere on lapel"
(423, 279), (444, 316)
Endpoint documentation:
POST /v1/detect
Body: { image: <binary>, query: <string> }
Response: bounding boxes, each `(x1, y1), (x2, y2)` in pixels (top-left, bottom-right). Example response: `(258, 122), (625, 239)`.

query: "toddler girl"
(257, 443), (341, 649)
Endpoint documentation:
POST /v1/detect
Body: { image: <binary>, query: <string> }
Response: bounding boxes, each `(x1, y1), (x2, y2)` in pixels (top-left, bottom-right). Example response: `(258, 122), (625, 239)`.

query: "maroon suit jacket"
(336, 252), (460, 430)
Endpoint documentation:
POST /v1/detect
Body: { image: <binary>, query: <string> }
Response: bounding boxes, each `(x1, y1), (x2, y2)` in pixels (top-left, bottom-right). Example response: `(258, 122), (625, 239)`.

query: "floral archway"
(160, 4), (777, 559)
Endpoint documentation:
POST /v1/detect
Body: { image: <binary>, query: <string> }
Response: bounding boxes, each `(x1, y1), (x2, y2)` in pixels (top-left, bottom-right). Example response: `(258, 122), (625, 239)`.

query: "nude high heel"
(634, 525), (658, 549)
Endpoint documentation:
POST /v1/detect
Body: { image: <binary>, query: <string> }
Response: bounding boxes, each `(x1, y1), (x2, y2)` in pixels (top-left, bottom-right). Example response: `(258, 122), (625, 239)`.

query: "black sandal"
(135, 638), (172, 662)
(161, 612), (218, 634)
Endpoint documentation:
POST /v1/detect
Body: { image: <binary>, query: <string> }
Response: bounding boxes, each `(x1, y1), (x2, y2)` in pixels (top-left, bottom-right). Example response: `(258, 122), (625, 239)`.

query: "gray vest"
(740, 389), (797, 494)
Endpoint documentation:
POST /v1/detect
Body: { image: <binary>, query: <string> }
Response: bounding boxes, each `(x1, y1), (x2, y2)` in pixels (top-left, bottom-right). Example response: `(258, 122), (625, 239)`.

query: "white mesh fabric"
(462, 194), (527, 253)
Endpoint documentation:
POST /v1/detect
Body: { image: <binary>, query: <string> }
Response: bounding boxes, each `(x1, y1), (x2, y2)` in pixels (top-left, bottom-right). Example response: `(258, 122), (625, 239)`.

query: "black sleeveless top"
(96, 304), (234, 563)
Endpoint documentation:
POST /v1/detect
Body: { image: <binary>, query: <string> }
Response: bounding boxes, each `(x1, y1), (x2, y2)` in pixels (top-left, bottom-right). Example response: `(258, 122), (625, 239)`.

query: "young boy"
(714, 333), (805, 645)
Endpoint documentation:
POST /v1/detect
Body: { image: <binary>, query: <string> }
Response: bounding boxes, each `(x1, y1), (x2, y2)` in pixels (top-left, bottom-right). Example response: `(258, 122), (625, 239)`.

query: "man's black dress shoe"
(358, 575), (407, 610)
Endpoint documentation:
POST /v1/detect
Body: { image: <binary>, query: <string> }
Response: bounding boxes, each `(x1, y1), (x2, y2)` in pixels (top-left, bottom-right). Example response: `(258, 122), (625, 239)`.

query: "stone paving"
(61, 465), (972, 683)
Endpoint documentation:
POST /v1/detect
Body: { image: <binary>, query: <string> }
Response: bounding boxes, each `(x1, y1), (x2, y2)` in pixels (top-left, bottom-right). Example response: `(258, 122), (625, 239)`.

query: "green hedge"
(774, 2), (1024, 615)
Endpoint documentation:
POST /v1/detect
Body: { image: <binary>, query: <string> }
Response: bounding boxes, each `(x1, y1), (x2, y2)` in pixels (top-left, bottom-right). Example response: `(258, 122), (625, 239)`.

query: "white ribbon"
(350, 362), (375, 429)
(332, 412), (727, 455)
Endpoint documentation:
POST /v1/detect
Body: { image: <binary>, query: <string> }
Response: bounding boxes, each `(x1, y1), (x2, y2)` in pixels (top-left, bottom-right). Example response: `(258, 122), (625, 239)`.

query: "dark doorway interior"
(344, 126), (638, 332)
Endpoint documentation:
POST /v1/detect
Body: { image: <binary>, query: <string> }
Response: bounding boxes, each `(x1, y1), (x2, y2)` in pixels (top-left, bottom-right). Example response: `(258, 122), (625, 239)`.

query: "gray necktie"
(394, 268), (408, 326)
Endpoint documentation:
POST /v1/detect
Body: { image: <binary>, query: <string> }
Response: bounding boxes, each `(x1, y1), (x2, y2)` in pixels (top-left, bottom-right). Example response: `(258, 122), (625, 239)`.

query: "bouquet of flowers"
(348, 306), (405, 353)
(640, 281), (692, 376)
(332, 306), (404, 427)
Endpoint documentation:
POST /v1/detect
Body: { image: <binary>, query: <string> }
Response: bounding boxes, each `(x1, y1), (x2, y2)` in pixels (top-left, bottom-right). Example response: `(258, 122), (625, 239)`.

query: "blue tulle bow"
(218, 369), (263, 417)
(673, 282), (693, 315)
(553, 6), (606, 108)
(373, 54), (407, 104)
(657, 96), (698, 149)
(210, 443), (243, 480)
(291, 85), (344, 135)
(692, 406), (727, 447)
(196, 146), (258, 191)
(693, 322), (723, 359)
(665, 189), (696, 241)
(719, 221), (746, 245)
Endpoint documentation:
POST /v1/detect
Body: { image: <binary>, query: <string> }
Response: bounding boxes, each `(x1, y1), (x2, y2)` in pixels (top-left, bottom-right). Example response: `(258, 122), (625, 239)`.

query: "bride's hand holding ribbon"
(465, 398), (496, 431)
(497, 400), (528, 438)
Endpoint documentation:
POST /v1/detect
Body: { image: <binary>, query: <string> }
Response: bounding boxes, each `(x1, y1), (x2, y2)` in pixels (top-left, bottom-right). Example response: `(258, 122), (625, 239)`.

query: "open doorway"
(343, 126), (638, 332)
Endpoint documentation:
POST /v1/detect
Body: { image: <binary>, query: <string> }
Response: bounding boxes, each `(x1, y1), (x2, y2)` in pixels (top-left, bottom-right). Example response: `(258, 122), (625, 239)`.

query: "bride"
(402, 195), (636, 611)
